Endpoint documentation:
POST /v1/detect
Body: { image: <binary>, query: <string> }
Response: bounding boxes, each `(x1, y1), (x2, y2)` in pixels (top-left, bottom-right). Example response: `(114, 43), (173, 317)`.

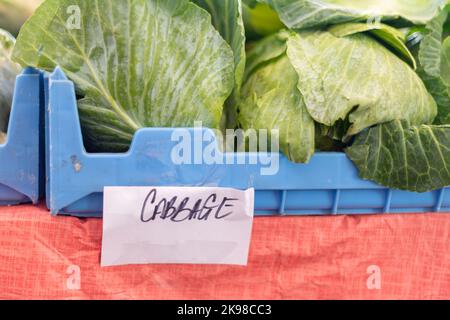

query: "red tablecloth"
(0, 204), (448, 300)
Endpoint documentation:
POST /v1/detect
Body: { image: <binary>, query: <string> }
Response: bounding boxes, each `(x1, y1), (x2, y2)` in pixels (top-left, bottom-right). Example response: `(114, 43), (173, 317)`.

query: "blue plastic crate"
(0, 68), (43, 205)
(45, 68), (449, 217)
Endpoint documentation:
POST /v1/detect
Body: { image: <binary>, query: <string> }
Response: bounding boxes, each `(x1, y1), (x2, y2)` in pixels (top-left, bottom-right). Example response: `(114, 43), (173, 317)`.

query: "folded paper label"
(101, 187), (255, 267)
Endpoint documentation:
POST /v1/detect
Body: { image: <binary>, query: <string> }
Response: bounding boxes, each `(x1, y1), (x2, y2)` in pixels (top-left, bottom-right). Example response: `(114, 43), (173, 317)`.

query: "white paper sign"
(101, 187), (254, 267)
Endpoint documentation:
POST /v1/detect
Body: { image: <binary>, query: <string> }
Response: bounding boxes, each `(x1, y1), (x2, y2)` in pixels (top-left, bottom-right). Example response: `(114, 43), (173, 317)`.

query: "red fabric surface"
(0, 204), (448, 300)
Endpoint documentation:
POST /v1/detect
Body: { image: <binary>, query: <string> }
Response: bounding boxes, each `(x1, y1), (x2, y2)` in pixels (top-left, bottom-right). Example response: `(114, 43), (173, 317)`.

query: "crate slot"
(0, 68), (43, 205)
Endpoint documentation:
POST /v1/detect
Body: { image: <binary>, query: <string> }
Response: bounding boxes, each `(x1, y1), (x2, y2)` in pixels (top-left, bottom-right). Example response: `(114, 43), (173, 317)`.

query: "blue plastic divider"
(46, 68), (450, 217)
(0, 68), (43, 205)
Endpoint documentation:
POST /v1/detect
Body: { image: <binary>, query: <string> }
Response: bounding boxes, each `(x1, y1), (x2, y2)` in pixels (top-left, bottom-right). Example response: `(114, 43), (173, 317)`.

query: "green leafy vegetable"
(10, 0), (450, 193)
(263, 0), (447, 30)
(192, 0), (246, 129)
(416, 5), (450, 124)
(442, 37), (450, 85)
(329, 22), (417, 69)
(286, 30), (437, 137)
(243, 30), (288, 80)
(237, 10), (447, 192)
(346, 120), (450, 192)
(13, 0), (235, 152)
(238, 33), (315, 163)
(0, 29), (20, 143)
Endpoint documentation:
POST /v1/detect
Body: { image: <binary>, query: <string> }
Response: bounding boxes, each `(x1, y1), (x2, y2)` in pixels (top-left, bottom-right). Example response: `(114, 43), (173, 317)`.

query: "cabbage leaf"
(286, 30), (437, 137)
(13, 0), (235, 152)
(192, 0), (246, 129)
(329, 22), (417, 69)
(417, 5), (450, 124)
(238, 32), (315, 163)
(244, 30), (288, 81)
(263, 0), (447, 30)
(346, 120), (450, 192)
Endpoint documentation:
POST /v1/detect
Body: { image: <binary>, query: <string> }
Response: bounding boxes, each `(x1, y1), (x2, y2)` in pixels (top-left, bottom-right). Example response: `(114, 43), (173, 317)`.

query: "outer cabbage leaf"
(417, 5), (450, 124)
(286, 30), (437, 138)
(419, 6), (449, 78)
(192, 0), (246, 129)
(13, 0), (235, 152)
(329, 22), (417, 69)
(192, 0), (245, 92)
(244, 30), (288, 81)
(238, 36), (315, 163)
(0, 29), (20, 142)
(263, 0), (447, 30)
(442, 36), (450, 85)
(346, 120), (450, 192)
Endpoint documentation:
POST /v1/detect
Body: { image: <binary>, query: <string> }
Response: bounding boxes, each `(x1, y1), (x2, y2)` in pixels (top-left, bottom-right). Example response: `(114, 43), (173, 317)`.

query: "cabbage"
(11, 0), (450, 192)
(238, 22), (447, 191)
(13, 0), (235, 152)
(286, 29), (436, 136)
(415, 4), (450, 124)
(344, 5), (450, 192)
